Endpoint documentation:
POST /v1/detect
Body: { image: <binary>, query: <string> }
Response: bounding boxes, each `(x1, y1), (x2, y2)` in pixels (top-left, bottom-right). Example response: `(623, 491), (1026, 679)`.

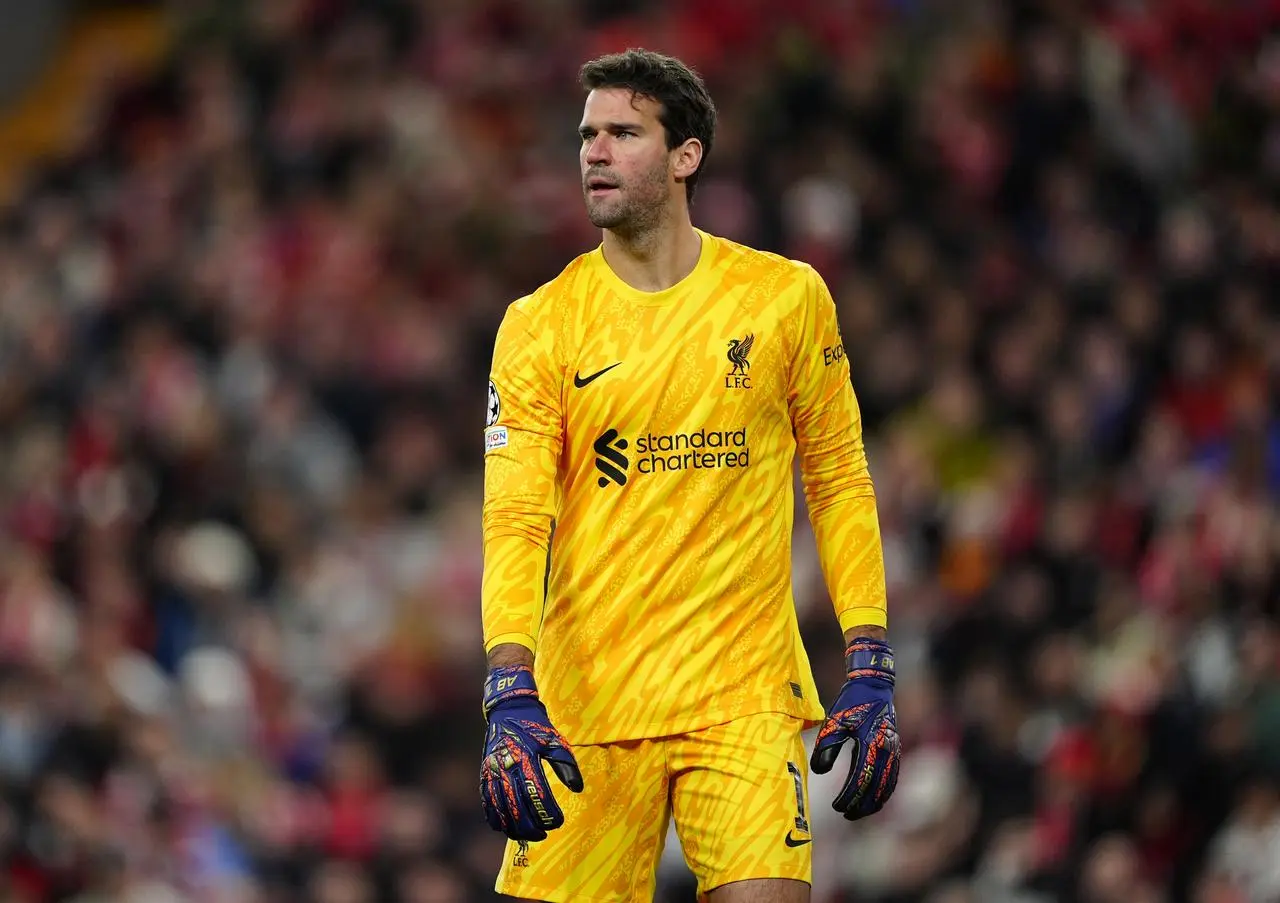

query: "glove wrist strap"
(483, 665), (539, 718)
(845, 637), (895, 684)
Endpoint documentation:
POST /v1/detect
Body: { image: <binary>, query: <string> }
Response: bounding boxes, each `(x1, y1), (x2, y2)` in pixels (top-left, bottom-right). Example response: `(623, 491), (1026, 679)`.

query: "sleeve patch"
(486, 380), (501, 426)
(485, 426), (509, 453)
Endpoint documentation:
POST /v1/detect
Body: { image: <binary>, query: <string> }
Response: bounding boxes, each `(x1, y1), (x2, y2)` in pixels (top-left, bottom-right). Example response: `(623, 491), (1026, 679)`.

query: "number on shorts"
(787, 761), (809, 833)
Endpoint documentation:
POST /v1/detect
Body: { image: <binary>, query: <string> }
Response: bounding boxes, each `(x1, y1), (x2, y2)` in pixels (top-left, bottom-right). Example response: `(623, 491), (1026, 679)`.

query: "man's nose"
(584, 134), (610, 165)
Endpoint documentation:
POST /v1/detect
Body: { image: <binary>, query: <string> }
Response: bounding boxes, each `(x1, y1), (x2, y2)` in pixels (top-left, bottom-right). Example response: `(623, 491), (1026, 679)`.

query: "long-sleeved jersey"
(481, 230), (887, 745)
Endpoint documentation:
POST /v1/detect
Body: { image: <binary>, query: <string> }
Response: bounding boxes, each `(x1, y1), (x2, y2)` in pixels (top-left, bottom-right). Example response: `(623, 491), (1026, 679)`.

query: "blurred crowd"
(0, 0), (1278, 901)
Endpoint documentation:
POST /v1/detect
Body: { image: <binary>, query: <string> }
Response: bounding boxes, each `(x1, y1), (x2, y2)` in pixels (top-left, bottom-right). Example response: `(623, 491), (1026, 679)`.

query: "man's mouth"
(586, 176), (618, 195)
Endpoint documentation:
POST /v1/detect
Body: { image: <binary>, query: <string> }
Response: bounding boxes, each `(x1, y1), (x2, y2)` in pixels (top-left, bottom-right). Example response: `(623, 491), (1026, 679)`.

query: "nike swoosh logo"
(573, 362), (621, 388)
(785, 831), (812, 848)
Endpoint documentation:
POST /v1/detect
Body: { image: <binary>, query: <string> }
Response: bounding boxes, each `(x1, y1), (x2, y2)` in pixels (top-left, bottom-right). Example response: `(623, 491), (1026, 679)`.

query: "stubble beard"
(584, 163), (670, 237)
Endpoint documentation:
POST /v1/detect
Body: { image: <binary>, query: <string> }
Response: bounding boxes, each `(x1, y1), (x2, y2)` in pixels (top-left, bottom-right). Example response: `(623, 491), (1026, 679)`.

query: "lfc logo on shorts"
(513, 840), (530, 868)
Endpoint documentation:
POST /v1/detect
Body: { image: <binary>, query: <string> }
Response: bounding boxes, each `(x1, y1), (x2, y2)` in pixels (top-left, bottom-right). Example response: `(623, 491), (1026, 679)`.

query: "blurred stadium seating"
(0, 0), (1278, 901)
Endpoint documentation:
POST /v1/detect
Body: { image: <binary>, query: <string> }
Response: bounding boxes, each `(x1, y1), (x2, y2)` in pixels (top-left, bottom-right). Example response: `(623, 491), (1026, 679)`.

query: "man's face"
(579, 88), (674, 232)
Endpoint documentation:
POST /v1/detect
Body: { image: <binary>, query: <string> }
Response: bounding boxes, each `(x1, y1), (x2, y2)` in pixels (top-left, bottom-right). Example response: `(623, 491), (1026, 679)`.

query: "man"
(480, 48), (900, 903)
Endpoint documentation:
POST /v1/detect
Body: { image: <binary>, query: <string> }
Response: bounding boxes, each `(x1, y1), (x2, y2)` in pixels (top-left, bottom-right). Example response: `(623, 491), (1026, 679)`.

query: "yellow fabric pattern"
(482, 229), (887, 744)
(495, 713), (812, 902)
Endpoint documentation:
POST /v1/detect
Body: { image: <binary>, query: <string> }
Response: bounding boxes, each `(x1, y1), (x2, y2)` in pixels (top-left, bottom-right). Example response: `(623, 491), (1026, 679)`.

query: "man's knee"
(706, 877), (810, 902)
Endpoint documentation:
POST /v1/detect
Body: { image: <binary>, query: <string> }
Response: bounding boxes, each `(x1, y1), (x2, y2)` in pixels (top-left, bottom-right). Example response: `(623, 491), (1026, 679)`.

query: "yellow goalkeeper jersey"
(482, 229), (887, 744)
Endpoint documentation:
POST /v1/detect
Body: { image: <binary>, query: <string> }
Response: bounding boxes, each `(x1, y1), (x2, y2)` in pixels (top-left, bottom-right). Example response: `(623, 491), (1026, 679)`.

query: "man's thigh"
(670, 713), (812, 901)
(495, 737), (671, 903)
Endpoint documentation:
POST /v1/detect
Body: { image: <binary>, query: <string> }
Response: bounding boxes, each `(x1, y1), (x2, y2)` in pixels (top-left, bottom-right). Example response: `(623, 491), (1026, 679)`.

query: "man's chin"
(586, 205), (628, 230)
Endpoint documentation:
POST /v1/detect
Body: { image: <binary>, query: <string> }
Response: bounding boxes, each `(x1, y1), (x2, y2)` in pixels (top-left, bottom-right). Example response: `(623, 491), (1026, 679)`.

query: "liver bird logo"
(726, 334), (754, 376)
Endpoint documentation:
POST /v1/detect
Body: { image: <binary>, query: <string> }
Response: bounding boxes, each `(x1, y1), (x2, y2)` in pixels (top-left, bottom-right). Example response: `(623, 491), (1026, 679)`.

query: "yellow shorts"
(495, 712), (812, 903)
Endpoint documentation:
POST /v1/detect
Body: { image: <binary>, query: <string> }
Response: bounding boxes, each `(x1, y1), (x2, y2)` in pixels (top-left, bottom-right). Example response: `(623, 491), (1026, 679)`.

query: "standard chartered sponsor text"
(635, 427), (749, 473)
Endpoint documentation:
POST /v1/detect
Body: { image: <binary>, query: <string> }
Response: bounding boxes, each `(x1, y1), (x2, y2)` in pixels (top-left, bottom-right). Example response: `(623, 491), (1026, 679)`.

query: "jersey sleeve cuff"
(484, 632), (537, 655)
(836, 605), (888, 634)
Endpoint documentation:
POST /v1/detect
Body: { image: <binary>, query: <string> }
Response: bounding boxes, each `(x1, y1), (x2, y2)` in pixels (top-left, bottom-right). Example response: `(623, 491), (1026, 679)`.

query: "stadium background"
(0, 0), (1277, 901)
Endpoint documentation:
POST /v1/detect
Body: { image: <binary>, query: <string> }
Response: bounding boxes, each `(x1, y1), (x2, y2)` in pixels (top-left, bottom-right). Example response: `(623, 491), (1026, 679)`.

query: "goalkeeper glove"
(810, 636), (901, 819)
(480, 665), (583, 841)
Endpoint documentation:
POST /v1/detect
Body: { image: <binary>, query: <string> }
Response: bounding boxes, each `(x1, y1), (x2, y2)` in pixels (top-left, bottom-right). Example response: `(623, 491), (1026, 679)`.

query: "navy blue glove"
(480, 665), (583, 841)
(810, 637), (901, 819)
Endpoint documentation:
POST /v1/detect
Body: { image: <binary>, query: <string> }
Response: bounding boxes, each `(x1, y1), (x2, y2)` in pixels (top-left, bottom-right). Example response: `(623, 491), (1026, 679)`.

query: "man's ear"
(672, 138), (703, 182)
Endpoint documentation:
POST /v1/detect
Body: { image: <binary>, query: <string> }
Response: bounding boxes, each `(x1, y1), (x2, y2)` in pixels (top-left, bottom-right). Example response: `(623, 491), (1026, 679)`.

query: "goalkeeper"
(480, 48), (899, 903)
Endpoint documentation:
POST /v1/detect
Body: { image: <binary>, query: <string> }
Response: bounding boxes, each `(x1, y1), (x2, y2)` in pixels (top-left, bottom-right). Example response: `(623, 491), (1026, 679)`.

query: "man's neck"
(601, 218), (702, 293)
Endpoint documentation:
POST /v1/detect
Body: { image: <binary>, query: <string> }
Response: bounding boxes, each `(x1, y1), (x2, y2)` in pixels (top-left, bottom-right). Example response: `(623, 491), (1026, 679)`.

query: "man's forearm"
(488, 643), (535, 669)
(809, 489), (888, 637)
(845, 625), (886, 644)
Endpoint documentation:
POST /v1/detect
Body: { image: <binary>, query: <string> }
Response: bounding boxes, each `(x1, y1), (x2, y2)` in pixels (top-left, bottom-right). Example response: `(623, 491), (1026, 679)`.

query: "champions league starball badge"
(487, 380), (501, 427)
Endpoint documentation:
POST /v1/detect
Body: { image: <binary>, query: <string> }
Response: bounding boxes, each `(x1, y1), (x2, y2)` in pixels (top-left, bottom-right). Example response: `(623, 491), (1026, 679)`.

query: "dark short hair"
(579, 48), (717, 203)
